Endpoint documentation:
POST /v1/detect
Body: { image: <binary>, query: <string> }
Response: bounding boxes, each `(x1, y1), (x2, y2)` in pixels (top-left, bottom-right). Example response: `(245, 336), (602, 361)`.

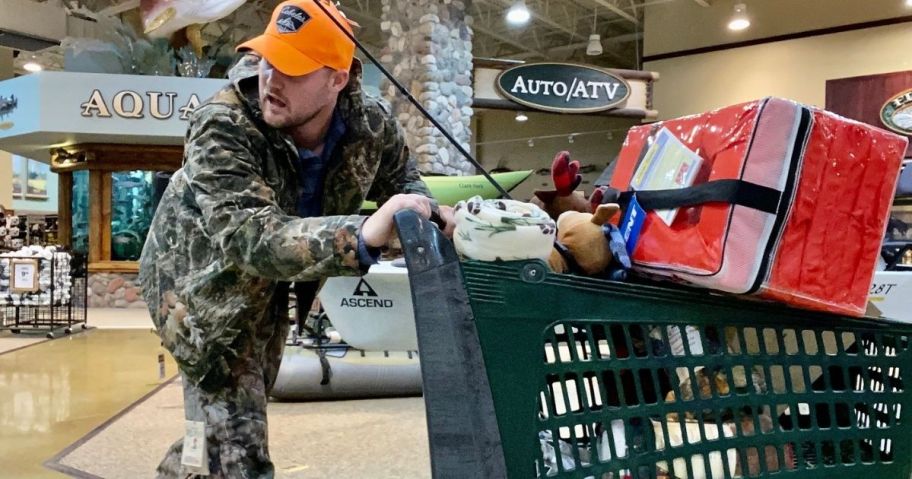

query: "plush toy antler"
(552, 151), (582, 195)
(532, 151), (591, 220)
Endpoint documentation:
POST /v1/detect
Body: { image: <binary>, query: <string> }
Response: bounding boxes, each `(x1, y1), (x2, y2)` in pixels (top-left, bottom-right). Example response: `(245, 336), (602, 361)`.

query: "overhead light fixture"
(23, 61), (42, 72)
(907, 0), (912, 7)
(515, 112), (529, 122)
(506, 1), (531, 26)
(587, 34), (603, 56)
(728, 3), (750, 31)
(587, 9), (603, 56)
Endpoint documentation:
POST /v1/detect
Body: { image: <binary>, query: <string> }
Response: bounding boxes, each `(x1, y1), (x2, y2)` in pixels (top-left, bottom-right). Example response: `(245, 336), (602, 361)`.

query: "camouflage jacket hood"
(139, 53), (430, 389)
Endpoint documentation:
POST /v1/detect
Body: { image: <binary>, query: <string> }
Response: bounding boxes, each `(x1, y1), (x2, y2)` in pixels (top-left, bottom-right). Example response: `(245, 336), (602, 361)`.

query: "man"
(139, 0), (451, 476)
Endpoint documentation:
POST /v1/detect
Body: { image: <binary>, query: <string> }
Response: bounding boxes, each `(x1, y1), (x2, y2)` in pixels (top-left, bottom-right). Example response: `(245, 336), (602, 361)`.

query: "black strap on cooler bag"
(598, 178), (783, 216)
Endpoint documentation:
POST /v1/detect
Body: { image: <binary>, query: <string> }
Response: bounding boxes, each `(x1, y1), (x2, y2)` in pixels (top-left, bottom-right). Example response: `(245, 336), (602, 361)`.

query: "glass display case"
(50, 144), (182, 273)
(111, 171), (154, 261)
(883, 202), (912, 270)
(71, 171), (89, 255)
(881, 161), (912, 270)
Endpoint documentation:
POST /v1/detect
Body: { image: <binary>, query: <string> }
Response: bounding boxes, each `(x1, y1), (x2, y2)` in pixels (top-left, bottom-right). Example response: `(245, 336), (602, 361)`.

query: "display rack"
(0, 250), (88, 339)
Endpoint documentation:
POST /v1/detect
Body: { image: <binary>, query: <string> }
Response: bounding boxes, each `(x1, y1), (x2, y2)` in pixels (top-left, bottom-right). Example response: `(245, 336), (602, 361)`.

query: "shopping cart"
(393, 210), (912, 479)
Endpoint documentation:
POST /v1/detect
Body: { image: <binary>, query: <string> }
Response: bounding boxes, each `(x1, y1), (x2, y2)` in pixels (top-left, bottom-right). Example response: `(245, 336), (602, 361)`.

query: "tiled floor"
(0, 333), (47, 355)
(0, 327), (175, 478)
(0, 309), (430, 478)
(52, 379), (429, 478)
(73, 308), (154, 330)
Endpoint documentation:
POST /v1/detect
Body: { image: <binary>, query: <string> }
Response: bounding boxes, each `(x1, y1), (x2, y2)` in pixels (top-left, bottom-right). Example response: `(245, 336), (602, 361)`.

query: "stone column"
(379, 0), (474, 176)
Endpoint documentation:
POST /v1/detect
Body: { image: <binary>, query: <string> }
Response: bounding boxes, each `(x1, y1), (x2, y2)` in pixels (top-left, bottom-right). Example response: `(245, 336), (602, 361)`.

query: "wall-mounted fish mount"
(141, 0), (246, 57)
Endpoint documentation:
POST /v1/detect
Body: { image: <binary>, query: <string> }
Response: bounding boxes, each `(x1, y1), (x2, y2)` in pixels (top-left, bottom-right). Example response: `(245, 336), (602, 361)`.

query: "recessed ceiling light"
(23, 61), (42, 72)
(728, 3), (750, 31)
(515, 112), (529, 122)
(506, 1), (531, 26)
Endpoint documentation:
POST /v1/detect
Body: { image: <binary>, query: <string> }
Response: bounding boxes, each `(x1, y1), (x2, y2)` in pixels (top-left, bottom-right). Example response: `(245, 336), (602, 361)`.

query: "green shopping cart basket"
(394, 210), (912, 479)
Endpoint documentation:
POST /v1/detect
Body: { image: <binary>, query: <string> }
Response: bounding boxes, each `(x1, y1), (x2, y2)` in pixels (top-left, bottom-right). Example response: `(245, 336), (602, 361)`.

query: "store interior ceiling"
(2, 0), (687, 75)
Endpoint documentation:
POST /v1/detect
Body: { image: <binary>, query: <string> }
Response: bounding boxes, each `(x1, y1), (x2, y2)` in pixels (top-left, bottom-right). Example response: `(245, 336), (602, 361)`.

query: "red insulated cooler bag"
(609, 97), (909, 317)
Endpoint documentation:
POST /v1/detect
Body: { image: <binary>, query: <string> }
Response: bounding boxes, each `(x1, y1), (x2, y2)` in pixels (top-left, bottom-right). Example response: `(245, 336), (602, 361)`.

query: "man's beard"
(268, 107), (322, 131)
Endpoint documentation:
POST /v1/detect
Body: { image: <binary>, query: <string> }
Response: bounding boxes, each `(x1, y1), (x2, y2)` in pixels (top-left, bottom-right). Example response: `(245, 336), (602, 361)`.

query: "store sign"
(496, 63), (630, 113)
(11, 259), (39, 293)
(80, 90), (202, 120)
(881, 89), (912, 136)
(0, 72), (226, 161)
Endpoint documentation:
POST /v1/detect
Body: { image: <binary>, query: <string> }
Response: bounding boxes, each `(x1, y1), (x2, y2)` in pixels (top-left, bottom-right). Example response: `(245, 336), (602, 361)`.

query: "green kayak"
(361, 170), (533, 209)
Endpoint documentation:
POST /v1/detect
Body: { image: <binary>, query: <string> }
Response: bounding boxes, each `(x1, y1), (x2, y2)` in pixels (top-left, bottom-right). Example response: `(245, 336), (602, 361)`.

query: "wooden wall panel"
(101, 173), (112, 262)
(826, 70), (912, 156)
(58, 173), (72, 248)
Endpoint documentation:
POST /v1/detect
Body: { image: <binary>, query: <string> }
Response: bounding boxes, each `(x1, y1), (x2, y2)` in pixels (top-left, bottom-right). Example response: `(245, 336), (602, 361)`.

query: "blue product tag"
(618, 194), (646, 256)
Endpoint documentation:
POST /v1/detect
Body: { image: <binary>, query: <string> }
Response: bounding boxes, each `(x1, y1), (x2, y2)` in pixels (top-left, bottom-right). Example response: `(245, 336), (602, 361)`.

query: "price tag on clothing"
(181, 420), (208, 470)
(158, 353), (166, 380)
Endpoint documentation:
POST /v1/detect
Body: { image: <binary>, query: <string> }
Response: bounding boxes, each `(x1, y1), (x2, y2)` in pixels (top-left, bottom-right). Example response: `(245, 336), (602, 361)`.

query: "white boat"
(271, 261), (422, 401)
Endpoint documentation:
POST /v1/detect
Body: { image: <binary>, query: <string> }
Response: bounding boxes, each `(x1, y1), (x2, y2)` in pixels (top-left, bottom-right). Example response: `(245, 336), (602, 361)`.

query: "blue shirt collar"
(297, 107), (346, 160)
(293, 106), (346, 218)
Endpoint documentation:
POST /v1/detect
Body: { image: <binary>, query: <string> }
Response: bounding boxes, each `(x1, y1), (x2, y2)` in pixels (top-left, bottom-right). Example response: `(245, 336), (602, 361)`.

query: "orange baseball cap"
(237, 0), (356, 77)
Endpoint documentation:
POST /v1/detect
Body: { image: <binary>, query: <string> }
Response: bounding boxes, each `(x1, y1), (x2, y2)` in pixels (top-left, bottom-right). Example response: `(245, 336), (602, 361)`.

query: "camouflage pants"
(156, 311), (290, 478)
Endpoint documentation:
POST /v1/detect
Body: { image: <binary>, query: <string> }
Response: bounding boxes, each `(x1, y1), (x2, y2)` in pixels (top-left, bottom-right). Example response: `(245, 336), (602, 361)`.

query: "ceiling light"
(587, 9), (602, 56)
(728, 3), (750, 31)
(23, 61), (42, 73)
(515, 112), (528, 122)
(907, 0), (912, 7)
(506, 1), (531, 26)
(586, 34), (603, 56)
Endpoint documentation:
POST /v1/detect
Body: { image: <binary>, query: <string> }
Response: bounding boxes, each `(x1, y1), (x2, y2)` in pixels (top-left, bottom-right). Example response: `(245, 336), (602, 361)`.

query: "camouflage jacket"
(139, 54), (431, 389)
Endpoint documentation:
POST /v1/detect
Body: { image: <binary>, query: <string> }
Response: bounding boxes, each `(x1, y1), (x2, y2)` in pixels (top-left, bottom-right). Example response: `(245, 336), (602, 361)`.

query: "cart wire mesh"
(461, 260), (912, 479)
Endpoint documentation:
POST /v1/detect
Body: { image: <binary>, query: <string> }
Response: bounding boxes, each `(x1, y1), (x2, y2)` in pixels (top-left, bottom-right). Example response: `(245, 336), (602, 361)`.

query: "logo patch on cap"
(276, 5), (311, 34)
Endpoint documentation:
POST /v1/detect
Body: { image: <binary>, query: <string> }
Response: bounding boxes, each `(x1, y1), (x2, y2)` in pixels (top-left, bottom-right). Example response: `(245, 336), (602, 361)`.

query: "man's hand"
(362, 194), (434, 248)
(437, 205), (456, 238)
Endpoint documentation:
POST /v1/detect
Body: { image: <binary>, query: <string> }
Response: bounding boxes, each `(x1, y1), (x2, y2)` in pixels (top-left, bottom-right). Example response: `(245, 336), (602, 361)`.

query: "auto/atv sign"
(496, 62), (631, 114)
